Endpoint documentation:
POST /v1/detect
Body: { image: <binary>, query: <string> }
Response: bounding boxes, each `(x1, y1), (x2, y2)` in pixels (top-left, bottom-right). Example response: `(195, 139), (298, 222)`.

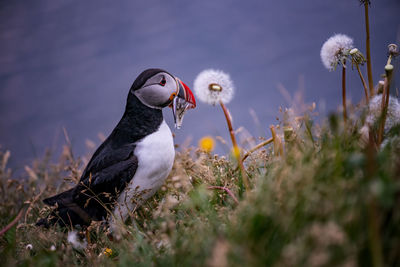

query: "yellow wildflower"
(231, 145), (241, 159)
(104, 248), (113, 257)
(199, 136), (215, 152)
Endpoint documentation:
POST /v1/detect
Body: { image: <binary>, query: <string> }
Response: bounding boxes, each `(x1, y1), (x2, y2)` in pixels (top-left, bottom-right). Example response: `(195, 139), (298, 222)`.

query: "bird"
(36, 68), (196, 228)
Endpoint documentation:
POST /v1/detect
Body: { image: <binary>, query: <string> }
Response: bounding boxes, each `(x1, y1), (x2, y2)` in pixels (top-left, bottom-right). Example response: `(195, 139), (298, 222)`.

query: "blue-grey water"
(0, 0), (399, 171)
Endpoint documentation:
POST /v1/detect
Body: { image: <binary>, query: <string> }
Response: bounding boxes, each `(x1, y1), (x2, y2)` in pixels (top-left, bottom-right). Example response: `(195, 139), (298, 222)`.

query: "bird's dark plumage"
(37, 69), (167, 228)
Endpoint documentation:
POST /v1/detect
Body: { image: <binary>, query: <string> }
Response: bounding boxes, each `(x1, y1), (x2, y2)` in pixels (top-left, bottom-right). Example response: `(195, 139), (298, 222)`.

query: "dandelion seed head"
(366, 95), (400, 131)
(50, 245), (56, 251)
(320, 34), (354, 71)
(25, 244), (33, 250)
(67, 231), (87, 250)
(194, 69), (234, 105)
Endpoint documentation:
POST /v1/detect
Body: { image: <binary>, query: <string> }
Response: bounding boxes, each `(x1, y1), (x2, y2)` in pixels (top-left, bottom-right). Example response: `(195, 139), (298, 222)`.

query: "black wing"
(79, 146), (138, 191)
(80, 137), (134, 179)
(42, 140), (139, 221)
(72, 142), (139, 220)
(78, 139), (138, 193)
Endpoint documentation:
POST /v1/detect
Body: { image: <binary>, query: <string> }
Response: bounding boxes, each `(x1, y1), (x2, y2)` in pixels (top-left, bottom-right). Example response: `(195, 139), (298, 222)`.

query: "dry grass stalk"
(207, 186), (239, 204)
(0, 208), (25, 236)
(269, 125), (283, 156)
(241, 137), (273, 162)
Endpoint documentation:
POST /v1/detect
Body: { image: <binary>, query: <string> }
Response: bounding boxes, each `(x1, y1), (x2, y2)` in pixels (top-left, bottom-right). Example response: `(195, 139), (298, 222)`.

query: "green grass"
(1, 110), (399, 266)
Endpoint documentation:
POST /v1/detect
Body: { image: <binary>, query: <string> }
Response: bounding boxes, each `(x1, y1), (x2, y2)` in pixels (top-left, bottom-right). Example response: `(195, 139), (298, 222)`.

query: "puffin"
(36, 68), (196, 228)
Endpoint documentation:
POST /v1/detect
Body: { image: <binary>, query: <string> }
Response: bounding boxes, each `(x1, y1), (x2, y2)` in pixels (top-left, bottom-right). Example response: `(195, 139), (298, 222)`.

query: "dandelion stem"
(364, 2), (374, 97)
(377, 64), (394, 145)
(342, 65), (348, 123)
(386, 54), (393, 66)
(355, 63), (369, 104)
(219, 101), (250, 191)
(242, 137), (273, 162)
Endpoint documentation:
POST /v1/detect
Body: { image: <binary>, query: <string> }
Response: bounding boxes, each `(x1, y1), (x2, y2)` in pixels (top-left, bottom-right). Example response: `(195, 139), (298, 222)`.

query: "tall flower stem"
(342, 65), (348, 123)
(355, 63), (369, 104)
(364, 2), (374, 97)
(377, 64), (394, 145)
(219, 100), (250, 191)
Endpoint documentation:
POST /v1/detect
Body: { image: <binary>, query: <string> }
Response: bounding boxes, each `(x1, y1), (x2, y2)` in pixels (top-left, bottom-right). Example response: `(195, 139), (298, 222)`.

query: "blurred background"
(0, 0), (399, 171)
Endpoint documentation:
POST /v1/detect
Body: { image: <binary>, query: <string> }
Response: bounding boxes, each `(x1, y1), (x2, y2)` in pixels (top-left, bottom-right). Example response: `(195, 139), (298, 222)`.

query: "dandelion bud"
(350, 48), (358, 55)
(388, 44), (398, 55)
(349, 47), (366, 66)
(376, 80), (385, 94)
(385, 64), (394, 72)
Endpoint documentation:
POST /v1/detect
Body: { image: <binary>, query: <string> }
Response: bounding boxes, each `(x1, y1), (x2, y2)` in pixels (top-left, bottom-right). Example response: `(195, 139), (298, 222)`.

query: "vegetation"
(1, 103), (399, 266)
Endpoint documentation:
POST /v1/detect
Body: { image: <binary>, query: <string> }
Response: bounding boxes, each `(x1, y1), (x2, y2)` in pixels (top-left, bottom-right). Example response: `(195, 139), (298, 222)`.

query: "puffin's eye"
(159, 76), (166, 86)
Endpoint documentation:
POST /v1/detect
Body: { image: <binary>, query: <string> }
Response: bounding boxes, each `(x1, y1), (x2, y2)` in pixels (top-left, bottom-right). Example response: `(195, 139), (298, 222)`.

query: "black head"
(127, 68), (196, 128)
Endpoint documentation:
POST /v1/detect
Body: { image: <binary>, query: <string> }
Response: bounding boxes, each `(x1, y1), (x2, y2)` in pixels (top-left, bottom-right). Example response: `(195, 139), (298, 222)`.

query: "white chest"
(114, 120), (175, 220)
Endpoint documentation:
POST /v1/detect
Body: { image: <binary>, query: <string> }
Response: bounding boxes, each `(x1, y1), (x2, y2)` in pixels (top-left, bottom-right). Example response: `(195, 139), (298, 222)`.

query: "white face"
(133, 72), (177, 109)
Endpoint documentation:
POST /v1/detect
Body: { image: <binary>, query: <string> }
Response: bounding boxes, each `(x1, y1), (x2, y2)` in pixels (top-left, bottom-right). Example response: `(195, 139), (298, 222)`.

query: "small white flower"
(25, 244), (33, 250)
(321, 34), (354, 71)
(366, 95), (400, 132)
(193, 69), (234, 105)
(67, 231), (87, 250)
(50, 245), (56, 251)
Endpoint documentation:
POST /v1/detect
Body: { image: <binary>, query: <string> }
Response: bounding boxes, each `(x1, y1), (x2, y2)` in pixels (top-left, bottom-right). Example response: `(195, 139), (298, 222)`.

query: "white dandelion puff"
(193, 69), (234, 105)
(67, 231), (87, 250)
(321, 34), (354, 71)
(50, 245), (56, 251)
(366, 95), (400, 132)
(360, 95), (400, 144)
(25, 244), (33, 250)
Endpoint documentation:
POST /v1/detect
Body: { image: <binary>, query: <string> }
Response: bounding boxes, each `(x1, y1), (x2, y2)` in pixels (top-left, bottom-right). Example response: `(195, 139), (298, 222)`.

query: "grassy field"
(1, 106), (399, 266)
